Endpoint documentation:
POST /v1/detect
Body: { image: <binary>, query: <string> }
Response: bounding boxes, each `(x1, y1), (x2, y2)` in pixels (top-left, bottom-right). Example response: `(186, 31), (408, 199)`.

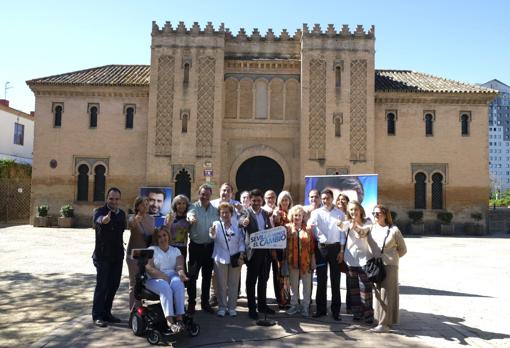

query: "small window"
(93, 165), (106, 202)
(425, 113), (434, 136)
(181, 113), (189, 133)
(125, 107), (135, 129)
(334, 117), (341, 137)
(461, 113), (470, 136)
(431, 173), (444, 209)
(89, 105), (98, 128)
(13, 123), (24, 145)
(335, 66), (341, 88)
(183, 63), (190, 86)
(386, 112), (396, 136)
(53, 104), (63, 127)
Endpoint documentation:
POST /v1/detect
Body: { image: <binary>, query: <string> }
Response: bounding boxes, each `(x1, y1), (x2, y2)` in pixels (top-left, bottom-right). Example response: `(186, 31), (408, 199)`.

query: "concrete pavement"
(0, 225), (509, 347)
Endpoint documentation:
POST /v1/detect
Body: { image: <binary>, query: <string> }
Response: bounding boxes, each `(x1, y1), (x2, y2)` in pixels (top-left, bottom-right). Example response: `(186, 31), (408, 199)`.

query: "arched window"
(77, 164), (89, 201)
(183, 63), (190, 86)
(432, 173), (444, 209)
(125, 107), (134, 129)
(335, 66), (341, 88)
(89, 106), (98, 128)
(461, 113), (470, 136)
(425, 113), (434, 136)
(334, 117), (341, 137)
(175, 169), (191, 200)
(387, 113), (396, 135)
(93, 165), (106, 202)
(181, 113), (188, 133)
(414, 172), (427, 209)
(54, 105), (63, 128)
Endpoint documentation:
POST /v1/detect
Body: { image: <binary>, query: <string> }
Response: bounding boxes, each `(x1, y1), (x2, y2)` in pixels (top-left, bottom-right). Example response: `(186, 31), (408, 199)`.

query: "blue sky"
(1, 0), (509, 113)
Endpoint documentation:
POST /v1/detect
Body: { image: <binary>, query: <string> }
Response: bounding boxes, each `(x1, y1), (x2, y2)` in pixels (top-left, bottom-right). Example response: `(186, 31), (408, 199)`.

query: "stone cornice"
(29, 85), (149, 98)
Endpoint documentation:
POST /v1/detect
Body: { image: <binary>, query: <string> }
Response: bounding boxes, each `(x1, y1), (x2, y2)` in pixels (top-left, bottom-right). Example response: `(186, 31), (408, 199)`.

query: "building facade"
(482, 79), (510, 194)
(0, 99), (34, 164)
(27, 22), (496, 228)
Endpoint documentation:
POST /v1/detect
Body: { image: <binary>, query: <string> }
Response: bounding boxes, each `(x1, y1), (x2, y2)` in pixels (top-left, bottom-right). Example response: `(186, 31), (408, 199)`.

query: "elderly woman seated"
(146, 228), (188, 333)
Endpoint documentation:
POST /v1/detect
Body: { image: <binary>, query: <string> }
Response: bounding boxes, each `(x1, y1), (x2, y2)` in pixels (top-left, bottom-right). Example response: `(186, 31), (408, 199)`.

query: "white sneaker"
(217, 308), (226, 317)
(286, 305), (300, 315)
(228, 309), (237, 317)
(370, 325), (389, 332)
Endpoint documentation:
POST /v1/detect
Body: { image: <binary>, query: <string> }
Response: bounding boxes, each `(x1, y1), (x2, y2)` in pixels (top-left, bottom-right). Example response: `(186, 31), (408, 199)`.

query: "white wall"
(0, 108), (34, 164)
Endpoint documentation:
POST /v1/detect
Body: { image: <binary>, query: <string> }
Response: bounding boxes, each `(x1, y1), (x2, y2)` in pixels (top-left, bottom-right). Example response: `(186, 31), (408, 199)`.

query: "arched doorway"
(175, 169), (191, 200)
(235, 156), (284, 199)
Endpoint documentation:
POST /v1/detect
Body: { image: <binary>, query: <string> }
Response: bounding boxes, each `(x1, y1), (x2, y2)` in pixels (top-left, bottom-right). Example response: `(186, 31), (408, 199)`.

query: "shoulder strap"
(380, 225), (391, 254)
(218, 220), (231, 256)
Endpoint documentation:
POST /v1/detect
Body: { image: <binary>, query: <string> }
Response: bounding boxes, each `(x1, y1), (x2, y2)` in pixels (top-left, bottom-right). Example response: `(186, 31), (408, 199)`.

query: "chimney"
(0, 99), (9, 107)
(30, 111), (35, 117)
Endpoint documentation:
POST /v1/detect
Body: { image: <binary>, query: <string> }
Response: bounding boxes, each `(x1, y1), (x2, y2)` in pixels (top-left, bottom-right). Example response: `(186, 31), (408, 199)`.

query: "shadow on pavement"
(398, 309), (510, 345)
(399, 285), (492, 298)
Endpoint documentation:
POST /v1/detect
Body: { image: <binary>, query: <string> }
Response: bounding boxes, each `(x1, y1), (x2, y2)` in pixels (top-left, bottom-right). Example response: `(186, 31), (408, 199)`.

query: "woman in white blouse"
(146, 228), (188, 333)
(369, 204), (407, 332)
(342, 200), (374, 324)
(209, 202), (246, 317)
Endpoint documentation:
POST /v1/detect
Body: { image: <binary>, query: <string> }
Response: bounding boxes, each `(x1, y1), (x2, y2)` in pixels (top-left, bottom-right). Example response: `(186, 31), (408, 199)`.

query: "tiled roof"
(375, 70), (496, 94)
(27, 65), (150, 87)
(27, 64), (497, 95)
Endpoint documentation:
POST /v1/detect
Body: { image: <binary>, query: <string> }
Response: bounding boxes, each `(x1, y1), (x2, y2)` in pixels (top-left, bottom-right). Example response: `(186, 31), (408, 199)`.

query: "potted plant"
(34, 204), (49, 227)
(408, 210), (424, 234)
(437, 211), (454, 235)
(465, 212), (484, 235)
(58, 204), (74, 228)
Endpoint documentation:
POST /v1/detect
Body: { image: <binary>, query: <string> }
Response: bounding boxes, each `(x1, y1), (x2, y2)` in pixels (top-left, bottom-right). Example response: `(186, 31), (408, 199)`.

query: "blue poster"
(304, 175), (378, 219)
(140, 187), (173, 228)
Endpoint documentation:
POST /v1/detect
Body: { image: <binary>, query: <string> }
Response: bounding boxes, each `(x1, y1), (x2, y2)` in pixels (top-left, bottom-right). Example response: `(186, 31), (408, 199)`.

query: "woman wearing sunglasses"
(369, 204), (407, 333)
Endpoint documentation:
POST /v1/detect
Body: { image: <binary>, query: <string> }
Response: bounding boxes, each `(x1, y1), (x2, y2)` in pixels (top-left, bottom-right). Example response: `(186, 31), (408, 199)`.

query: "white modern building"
(482, 79), (510, 194)
(0, 99), (34, 164)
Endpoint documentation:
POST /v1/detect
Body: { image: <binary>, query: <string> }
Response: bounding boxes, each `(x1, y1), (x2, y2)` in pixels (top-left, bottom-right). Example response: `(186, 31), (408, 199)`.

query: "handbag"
(219, 221), (241, 268)
(363, 226), (390, 283)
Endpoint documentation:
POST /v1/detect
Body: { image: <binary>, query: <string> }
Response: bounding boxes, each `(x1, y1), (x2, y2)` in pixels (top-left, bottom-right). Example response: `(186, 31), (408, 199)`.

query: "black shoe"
(210, 296), (218, 307)
(105, 314), (121, 323)
(313, 311), (326, 318)
(365, 318), (374, 325)
(94, 319), (107, 327)
(332, 313), (342, 321)
(258, 306), (275, 315)
(248, 310), (259, 320)
(353, 316), (361, 322)
(202, 303), (214, 313)
(187, 304), (196, 315)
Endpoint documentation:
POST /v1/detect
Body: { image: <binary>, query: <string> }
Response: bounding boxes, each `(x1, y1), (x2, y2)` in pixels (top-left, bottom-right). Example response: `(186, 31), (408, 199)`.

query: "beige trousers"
(374, 265), (400, 326)
(214, 261), (241, 311)
(289, 268), (312, 309)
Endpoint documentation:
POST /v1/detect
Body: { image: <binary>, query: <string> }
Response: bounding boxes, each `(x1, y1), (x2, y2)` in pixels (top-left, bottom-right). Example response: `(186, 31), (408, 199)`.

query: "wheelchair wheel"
(130, 312), (144, 337)
(147, 329), (162, 345)
(188, 322), (200, 337)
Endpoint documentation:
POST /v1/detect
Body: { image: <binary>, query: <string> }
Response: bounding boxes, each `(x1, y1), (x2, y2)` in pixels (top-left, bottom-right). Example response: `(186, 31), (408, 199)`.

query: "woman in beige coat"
(369, 204), (407, 332)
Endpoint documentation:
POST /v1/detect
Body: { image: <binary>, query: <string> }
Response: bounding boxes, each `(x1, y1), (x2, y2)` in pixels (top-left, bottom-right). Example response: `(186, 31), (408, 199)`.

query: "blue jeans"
(146, 271), (185, 318)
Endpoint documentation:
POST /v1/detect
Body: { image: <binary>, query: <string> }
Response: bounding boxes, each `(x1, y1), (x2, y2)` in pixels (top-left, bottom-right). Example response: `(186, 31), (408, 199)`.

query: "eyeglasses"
(372, 212), (383, 217)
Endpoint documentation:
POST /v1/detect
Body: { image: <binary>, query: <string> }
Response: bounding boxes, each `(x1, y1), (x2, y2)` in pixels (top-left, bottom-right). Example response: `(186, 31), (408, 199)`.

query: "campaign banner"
(140, 186), (173, 228)
(249, 226), (287, 249)
(304, 174), (378, 220)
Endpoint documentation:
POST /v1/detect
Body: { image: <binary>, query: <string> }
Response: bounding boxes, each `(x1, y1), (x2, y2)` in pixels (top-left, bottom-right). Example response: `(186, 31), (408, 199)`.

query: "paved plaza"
(0, 225), (509, 348)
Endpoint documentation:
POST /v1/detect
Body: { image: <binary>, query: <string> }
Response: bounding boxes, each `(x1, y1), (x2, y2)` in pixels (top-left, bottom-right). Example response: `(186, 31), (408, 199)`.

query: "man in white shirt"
(308, 188), (345, 321)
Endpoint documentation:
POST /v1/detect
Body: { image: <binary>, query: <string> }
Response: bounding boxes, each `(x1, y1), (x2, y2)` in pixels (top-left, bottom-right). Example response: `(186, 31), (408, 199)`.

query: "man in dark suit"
(244, 189), (275, 320)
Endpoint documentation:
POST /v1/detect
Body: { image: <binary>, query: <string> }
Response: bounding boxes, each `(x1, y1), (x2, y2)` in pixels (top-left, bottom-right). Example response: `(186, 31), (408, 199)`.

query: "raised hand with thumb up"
(209, 224), (217, 238)
(102, 210), (112, 224)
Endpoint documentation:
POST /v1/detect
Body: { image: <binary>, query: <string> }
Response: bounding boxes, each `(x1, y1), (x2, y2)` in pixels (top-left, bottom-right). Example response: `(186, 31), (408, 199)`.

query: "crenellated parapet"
(152, 21), (374, 40)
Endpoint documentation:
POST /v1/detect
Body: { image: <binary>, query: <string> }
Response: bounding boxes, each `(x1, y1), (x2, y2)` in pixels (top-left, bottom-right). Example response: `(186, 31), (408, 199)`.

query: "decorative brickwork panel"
(285, 79), (300, 120)
(196, 56), (216, 158)
(308, 59), (326, 159)
(224, 78), (238, 119)
(350, 60), (367, 161)
(239, 79), (253, 119)
(270, 78), (284, 120)
(155, 55), (175, 156)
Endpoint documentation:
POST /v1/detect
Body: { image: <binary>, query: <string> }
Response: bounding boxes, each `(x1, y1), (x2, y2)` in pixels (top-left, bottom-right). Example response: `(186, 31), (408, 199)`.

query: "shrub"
(37, 204), (49, 217)
(407, 210), (423, 224)
(60, 204), (74, 218)
(437, 211), (453, 224)
(471, 212), (483, 221)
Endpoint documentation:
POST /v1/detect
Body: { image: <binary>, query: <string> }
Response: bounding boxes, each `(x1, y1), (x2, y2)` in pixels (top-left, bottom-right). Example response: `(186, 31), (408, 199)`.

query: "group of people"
(91, 183), (407, 334)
